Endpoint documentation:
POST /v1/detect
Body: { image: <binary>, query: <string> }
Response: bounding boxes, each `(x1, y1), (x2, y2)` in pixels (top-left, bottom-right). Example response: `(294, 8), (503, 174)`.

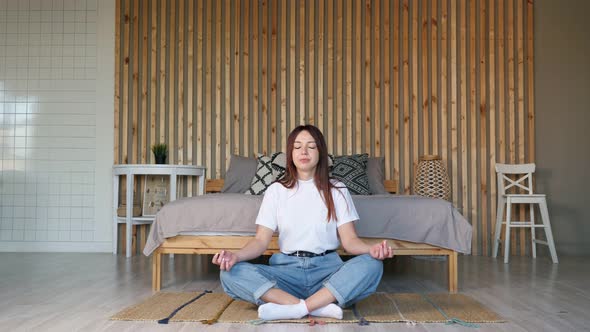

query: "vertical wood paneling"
(259, 0), (270, 153)
(488, 0), (496, 256)
(187, 0), (194, 194)
(354, 0), (362, 153)
(450, 0), (458, 210)
(364, 0), (371, 156)
(393, 0), (400, 183)
(402, 0), (410, 195)
(517, 0), (525, 255)
(214, 0), (221, 177)
(411, 0), (419, 194)
(114, 0), (536, 256)
(507, 0), (516, 255)
(317, 0), (325, 143)
(223, 0), (230, 174)
(327, 0), (334, 148)
(526, 0), (534, 166)
(345, 0), (353, 155)
(298, 0), (306, 127)
(158, 0), (166, 145)
(115, 0), (121, 163)
(373, 0), (381, 157)
(288, 0), (294, 135)
(122, 0), (129, 163)
(469, 0), (477, 255)
(177, 0), (184, 166)
(234, 0), (241, 156)
(204, 0), (212, 176)
(479, 0), (488, 255)
(150, 0), (157, 162)
(141, 0), (148, 164)
(441, 0), (448, 172)
(308, 0), (315, 127)
(336, 0), (343, 154)
(422, 0), (429, 156)
(383, 0), (390, 172)
(132, 0), (139, 164)
(242, 0), (249, 157)
(248, 0), (263, 153)
(431, 0), (438, 156)
(459, 0), (468, 240)
(196, 0), (203, 169)
(280, 0), (287, 151)
(270, 0), (277, 153)
(168, 0), (175, 164)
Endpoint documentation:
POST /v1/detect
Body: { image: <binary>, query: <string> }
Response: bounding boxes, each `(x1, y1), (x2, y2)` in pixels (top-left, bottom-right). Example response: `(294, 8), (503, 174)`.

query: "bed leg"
(448, 251), (458, 293)
(152, 250), (162, 292)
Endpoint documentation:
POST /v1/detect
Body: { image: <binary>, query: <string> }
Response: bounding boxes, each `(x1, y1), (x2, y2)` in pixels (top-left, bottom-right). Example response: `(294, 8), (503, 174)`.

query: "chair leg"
(493, 198), (505, 258)
(530, 204), (536, 258)
(504, 200), (512, 264)
(539, 200), (559, 264)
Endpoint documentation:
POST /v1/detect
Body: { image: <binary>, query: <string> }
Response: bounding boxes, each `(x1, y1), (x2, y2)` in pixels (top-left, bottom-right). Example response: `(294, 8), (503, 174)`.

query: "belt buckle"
(295, 251), (301, 257)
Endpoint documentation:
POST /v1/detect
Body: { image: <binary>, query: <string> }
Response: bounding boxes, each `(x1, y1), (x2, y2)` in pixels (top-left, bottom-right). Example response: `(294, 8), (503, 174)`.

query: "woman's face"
(292, 130), (320, 174)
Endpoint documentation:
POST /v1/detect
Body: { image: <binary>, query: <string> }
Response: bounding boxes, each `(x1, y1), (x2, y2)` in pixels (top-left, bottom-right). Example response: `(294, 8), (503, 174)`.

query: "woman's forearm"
(341, 237), (371, 255)
(232, 225), (274, 262)
(234, 238), (269, 262)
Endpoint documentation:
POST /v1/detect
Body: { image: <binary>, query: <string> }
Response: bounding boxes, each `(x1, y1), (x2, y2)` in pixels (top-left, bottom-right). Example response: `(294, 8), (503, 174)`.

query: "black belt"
(286, 250), (335, 258)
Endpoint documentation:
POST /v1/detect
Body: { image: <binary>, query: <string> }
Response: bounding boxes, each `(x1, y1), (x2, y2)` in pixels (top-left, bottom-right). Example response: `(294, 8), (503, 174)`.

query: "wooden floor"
(0, 252), (588, 332)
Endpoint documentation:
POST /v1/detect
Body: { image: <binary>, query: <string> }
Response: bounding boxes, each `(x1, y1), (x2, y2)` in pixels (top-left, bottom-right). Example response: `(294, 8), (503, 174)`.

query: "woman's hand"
(212, 250), (238, 271)
(369, 240), (394, 260)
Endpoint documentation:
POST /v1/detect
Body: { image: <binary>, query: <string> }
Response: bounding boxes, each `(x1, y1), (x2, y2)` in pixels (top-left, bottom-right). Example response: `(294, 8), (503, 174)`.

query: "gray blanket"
(143, 194), (472, 255)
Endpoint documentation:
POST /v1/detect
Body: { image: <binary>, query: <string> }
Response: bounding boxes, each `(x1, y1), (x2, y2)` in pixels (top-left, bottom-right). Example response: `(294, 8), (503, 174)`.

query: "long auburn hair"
(279, 125), (340, 222)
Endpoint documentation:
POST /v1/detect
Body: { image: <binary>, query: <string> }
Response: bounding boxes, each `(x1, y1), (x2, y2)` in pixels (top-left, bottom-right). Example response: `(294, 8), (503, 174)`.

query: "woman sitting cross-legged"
(212, 124), (394, 321)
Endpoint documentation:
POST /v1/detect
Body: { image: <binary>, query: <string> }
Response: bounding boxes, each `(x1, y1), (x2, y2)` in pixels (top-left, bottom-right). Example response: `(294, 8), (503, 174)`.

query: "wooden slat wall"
(114, 0), (535, 256)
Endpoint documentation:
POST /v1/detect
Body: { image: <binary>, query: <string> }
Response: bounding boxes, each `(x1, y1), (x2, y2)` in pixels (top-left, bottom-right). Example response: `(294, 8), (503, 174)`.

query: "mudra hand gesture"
(212, 250), (238, 271)
(369, 240), (394, 260)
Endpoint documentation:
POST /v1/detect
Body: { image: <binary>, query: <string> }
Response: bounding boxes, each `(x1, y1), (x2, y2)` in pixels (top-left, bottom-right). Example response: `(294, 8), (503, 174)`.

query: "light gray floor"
(0, 252), (588, 331)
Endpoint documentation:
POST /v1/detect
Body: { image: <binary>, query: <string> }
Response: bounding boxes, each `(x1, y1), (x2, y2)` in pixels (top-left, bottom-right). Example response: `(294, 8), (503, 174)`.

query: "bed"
(144, 178), (472, 293)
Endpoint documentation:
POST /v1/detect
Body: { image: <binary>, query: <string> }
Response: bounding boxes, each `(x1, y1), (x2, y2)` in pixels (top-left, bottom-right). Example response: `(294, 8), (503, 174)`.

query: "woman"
(212, 125), (394, 321)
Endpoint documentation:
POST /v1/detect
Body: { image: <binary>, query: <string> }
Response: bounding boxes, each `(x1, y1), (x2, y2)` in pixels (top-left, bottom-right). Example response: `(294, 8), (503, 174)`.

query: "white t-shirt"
(255, 178), (359, 254)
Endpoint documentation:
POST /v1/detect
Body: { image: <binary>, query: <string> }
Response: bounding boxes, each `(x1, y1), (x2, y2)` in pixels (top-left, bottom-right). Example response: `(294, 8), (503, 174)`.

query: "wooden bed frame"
(151, 179), (458, 293)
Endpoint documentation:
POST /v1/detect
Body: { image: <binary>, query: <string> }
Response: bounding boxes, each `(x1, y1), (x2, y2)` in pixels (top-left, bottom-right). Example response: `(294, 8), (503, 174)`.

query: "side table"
(112, 164), (206, 257)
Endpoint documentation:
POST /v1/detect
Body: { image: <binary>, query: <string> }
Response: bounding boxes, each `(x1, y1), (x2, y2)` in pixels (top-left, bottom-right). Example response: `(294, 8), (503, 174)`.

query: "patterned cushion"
(246, 152), (286, 195)
(331, 153), (371, 195)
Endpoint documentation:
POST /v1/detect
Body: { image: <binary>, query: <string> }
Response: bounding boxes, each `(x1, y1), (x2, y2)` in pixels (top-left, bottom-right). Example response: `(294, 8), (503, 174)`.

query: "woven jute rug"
(111, 291), (504, 325)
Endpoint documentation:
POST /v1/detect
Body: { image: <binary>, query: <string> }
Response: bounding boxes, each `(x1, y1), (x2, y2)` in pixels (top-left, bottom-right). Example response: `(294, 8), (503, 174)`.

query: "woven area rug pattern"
(111, 291), (504, 324)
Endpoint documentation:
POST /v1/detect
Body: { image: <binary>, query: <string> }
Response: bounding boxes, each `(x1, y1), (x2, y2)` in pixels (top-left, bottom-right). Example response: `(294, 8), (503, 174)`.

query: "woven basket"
(413, 155), (451, 201)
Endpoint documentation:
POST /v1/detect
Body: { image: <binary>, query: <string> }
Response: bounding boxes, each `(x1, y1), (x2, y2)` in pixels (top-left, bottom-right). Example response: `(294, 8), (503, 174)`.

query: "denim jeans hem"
(322, 281), (346, 307)
(253, 280), (277, 305)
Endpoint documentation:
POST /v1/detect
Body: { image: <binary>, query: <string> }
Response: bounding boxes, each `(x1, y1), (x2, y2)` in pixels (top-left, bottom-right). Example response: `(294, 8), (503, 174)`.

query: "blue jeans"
(220, 253), (383, 308)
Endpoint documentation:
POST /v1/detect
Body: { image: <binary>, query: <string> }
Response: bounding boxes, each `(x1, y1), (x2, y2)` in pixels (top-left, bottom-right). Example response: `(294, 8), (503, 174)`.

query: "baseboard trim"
(0, 241), (112, 252)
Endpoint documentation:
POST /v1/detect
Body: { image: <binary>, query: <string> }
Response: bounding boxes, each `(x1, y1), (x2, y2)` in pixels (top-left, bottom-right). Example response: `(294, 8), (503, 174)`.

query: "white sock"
(258, 299), (309, 320)
(310, 303), (343, 320)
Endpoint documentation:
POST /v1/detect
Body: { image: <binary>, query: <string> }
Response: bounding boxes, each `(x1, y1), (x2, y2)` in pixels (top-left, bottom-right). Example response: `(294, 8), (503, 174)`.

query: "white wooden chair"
(493, 163), (558, 264)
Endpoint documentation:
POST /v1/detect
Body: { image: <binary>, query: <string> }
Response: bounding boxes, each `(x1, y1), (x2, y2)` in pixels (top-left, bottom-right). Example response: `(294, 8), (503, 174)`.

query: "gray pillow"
(367, 157), (388, 194)
(221, 155), (257, 193)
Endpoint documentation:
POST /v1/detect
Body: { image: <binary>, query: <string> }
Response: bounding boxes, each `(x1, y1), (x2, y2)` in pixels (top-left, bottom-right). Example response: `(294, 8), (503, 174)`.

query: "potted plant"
(151, 143), (168, 164)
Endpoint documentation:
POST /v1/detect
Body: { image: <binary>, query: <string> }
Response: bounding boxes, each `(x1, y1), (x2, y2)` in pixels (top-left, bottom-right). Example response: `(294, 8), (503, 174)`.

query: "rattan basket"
(413, 155), (451, 201)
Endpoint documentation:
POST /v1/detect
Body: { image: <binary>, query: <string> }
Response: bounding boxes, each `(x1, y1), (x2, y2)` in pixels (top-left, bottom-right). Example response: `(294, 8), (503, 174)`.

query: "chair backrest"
(495, 163), (536, 195)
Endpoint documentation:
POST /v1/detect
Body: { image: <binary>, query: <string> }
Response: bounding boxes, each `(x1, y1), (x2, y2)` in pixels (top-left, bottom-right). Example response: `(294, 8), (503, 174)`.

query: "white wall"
(0, 0), (114, 252)
(535, 0), (590, 256)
